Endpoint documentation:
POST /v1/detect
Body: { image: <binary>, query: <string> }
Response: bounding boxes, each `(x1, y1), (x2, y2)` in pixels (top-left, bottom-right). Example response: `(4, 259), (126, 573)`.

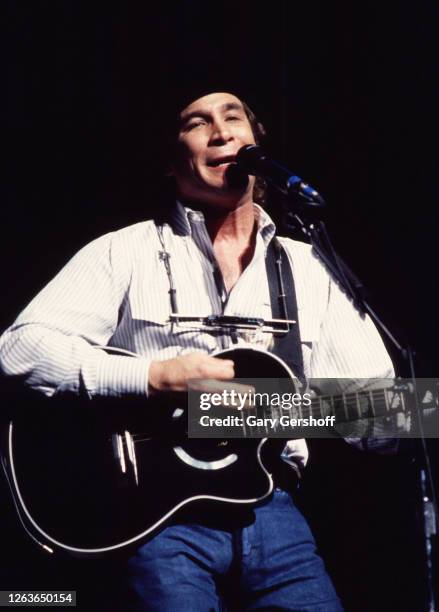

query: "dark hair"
(241, 100), (267, 204)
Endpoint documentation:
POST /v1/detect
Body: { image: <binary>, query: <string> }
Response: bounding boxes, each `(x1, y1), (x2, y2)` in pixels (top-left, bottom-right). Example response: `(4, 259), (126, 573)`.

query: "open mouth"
(207, 155), (236, 168)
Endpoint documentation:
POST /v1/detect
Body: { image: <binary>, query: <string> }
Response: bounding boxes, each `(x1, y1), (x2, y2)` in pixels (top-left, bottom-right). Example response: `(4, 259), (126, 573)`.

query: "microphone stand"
(282, 201), (438, 612)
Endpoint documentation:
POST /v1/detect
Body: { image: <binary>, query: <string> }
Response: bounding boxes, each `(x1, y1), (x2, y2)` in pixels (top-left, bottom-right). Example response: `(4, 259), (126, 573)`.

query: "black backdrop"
(2, 2), (438, 610)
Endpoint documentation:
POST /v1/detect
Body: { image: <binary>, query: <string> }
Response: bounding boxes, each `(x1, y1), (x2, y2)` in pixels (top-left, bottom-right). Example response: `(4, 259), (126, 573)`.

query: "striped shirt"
(0, 202), (394, 467)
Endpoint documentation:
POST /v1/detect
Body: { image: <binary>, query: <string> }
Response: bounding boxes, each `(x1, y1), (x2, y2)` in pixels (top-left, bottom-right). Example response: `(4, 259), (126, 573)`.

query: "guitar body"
(1, 347), (294, 557)
(3, 413), (275, 556)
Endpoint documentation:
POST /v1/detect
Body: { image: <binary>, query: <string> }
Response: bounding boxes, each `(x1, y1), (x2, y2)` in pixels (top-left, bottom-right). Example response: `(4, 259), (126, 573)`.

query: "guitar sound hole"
(180, 439), (233, 461)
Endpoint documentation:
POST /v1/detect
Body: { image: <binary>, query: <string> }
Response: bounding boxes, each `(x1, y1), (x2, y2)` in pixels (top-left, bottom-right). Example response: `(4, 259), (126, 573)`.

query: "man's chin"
(178, 170), (253, 209)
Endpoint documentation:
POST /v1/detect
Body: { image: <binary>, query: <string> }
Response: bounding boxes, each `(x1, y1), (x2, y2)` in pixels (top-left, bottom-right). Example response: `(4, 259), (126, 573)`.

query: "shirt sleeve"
(0, 233), (151, 398)
(310, 269), (394, 379)
(310, 271), (401, 451)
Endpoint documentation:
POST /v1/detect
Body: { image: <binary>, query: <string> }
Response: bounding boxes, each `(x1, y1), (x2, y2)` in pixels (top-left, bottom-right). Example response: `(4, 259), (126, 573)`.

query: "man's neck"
(204, 200), (256, 246)
(203, 200), (258, 292)
(180, 194), (259, 292)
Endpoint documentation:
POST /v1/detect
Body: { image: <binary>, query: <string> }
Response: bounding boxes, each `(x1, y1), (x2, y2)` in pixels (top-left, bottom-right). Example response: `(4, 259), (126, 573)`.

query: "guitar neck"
(263, 382), (436, 426)
(307, 384), (413, 424)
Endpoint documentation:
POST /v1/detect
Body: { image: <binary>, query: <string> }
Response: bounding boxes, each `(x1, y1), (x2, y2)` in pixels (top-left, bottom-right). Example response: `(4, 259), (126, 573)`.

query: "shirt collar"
(169, 200), (277, 249)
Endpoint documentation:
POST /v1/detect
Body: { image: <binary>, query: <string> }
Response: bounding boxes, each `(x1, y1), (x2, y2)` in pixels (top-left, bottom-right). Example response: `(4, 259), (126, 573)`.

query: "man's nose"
(209, 121), (232, 145)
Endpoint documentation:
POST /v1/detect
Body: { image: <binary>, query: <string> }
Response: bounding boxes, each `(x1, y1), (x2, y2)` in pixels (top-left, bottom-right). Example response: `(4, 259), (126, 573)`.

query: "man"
(0, 90), (394, 610)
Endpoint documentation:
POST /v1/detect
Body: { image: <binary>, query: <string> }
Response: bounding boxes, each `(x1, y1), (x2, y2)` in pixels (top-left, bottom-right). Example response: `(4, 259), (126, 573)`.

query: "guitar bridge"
(111, 431), (139, 485)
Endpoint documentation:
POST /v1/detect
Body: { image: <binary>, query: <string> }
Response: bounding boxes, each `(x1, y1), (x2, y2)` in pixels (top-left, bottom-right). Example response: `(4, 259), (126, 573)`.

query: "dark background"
(2, 2), (438, 610)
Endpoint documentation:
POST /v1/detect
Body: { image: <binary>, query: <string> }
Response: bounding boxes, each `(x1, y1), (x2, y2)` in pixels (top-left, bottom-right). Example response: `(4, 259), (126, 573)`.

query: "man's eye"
(187, 120), (206, 130)
(226, 115), (241, 122)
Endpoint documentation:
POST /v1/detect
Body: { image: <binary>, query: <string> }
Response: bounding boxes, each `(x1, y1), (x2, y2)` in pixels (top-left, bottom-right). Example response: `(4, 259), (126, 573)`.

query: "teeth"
(211, 159), (233, 167)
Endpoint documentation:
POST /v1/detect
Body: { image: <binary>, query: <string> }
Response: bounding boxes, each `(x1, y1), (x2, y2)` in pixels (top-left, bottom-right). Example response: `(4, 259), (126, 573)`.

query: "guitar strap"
(265, 238), (306, 385)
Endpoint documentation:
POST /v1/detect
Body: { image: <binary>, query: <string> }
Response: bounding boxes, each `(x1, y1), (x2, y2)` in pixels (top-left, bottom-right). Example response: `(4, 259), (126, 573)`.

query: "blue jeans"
(122, 490), (343, 611)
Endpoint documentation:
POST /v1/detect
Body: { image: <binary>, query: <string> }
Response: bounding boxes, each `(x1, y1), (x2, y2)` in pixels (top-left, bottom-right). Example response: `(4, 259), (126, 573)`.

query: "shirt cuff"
(81, 351), (151, 397)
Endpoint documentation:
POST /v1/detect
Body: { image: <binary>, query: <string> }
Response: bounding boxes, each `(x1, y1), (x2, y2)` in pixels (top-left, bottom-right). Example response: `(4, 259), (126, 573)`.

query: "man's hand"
(148, 352), (235, 394)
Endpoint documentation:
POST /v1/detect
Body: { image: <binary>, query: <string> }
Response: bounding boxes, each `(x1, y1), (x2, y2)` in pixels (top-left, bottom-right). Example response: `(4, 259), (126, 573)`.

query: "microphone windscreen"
(236, 145), (267, 173)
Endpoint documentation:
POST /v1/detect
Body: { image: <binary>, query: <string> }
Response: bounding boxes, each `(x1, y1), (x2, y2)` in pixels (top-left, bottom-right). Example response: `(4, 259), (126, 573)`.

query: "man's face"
(171, 92), (256, 208)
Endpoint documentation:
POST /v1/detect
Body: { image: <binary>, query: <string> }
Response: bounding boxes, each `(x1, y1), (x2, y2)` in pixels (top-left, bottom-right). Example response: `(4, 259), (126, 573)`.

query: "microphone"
(236, 145), (325, 207)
